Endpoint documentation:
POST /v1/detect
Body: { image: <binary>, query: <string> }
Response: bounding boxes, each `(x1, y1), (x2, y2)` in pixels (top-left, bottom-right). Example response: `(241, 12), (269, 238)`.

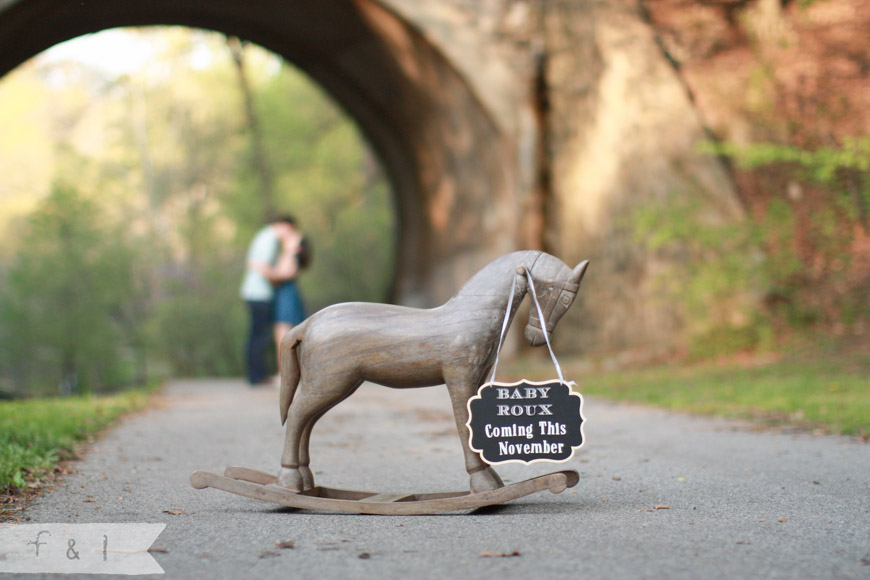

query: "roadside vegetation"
(511, 346), (870, 438)
(0, 385), (157, 514)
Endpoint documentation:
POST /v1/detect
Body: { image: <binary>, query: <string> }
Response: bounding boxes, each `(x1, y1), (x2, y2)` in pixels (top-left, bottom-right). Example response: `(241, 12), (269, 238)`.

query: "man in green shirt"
(240, 217), (295, 385)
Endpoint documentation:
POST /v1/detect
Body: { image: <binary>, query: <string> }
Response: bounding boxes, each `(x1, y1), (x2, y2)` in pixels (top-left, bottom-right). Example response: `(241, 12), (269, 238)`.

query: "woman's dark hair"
(275, 215), (297, 227)
(297, 237), (311, 270)
(273, 215), (309, 269)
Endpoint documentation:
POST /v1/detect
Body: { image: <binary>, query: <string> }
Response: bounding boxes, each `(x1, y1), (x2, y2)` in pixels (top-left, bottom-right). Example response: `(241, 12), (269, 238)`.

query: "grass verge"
(507, 350), (870, 438)
(0, 386), (158, 499)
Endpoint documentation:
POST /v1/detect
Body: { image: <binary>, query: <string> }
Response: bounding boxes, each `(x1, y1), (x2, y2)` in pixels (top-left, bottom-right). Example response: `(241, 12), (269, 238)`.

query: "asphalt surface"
(8, 378), (870, 579)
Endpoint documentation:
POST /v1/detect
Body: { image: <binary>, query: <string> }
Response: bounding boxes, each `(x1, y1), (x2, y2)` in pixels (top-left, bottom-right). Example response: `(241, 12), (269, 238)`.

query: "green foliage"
(700, 137), (870, 182)
(510, 352), (870, 437)
(0, 388), (153, 495)
(582, 358), (870, 436)
(634, 133), (870, 351)
(699, 137), (870, 330)
(0, 28), (395, 390)
(630, 193), (768, 357)
(147, 262), (247, 377)
(586, 357), (870, 436)
(0, 183), (144, 395)
(301, 179), (395, 308)
(689, 325), (775, 360)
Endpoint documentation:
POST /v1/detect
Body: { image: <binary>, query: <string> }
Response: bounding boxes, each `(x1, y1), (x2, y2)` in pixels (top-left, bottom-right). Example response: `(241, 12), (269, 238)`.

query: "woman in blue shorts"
(270, 218), (310, 360)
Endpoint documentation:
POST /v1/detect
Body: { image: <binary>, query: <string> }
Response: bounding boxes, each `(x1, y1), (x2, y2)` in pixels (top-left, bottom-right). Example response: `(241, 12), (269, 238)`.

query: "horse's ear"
(572, 260), (590, 285)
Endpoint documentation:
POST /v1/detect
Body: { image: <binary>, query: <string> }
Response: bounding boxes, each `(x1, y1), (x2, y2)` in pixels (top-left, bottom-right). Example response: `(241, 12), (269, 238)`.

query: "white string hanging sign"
(467, 268), (585, 465)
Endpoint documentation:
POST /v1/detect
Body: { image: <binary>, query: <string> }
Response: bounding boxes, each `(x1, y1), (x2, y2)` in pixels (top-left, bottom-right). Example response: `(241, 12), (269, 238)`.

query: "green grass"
(0, 387), (157, 495)
(507, 352), (870, 437)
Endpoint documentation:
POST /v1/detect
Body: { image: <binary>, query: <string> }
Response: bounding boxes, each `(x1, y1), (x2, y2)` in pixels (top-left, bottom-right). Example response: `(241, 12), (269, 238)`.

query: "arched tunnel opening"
(0, 0), (516, 307)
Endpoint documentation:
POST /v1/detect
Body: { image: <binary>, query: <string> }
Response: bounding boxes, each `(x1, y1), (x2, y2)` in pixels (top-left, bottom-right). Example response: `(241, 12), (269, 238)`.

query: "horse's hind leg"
(296, 385), (359, 489)
(282, 419), (316, 491)
(277, 380), (359, 491)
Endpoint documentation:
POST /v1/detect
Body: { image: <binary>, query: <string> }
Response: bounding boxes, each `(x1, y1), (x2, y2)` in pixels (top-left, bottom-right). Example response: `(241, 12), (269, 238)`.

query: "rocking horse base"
(190, 466), (579, 515)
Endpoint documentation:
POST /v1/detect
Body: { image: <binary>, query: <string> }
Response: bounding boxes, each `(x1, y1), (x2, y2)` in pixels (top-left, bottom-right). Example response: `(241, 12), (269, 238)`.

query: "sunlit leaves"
(0, 183), (139, 393)
(0, 27), (395, 392)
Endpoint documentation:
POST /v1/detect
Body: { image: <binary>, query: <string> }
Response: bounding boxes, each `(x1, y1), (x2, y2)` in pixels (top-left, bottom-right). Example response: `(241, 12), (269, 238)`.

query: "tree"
(0, 183), (141, 395)
(0, 28), (396, 386)
(227, 36), (276, 221)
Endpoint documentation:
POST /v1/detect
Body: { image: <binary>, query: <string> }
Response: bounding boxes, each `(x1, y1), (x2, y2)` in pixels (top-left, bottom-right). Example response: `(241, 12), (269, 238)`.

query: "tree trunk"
(227, 35), (276, 221)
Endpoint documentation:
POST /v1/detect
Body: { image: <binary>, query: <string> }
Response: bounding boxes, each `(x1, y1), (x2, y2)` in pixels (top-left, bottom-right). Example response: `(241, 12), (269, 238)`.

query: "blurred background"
(0, 29), (394, 394)
(0, 0), (867, 398)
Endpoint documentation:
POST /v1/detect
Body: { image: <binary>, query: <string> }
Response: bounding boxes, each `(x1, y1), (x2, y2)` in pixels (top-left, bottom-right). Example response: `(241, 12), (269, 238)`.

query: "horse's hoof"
(470, 467), (504, 493)
(276, 467), (304, 492)
(300, 465), (315, 490)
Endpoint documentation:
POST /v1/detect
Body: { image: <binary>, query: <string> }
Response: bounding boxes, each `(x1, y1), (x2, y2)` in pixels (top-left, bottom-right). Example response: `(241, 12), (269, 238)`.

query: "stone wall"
(545, 0), (744, 359)
(381, 0), (746, 360)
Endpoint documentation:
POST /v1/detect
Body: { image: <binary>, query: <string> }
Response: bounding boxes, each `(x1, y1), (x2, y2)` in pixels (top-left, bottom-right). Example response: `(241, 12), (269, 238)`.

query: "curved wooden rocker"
(190, 466), (580, 515)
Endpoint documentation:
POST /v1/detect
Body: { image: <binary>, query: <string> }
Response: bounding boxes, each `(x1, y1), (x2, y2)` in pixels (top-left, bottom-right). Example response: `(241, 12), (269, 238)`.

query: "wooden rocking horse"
(192, 251), (589, 514)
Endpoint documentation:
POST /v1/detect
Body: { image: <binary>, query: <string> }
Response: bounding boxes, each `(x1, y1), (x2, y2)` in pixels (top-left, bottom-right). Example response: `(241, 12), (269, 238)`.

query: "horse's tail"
(279, 321), (306, 426)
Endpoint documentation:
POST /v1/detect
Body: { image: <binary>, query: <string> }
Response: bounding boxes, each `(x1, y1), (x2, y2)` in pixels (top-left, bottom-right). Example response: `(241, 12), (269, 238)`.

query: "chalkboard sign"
(467, 379), (585, 465)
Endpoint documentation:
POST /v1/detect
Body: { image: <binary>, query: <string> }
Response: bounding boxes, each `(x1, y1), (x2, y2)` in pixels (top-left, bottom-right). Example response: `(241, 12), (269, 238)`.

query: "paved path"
(10, 379), (870, 579)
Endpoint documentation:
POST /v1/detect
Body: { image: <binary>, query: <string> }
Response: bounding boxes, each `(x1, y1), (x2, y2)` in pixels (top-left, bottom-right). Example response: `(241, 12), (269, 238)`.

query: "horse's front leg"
(445, 378), (504, 493)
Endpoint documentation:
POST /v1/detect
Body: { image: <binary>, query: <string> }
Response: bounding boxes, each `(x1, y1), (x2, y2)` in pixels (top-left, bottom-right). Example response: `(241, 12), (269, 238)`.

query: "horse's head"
(522, 258), (589, 347)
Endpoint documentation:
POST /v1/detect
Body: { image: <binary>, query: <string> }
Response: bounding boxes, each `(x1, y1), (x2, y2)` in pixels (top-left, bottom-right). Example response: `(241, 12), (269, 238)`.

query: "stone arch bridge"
(0, 0), (744, 358)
